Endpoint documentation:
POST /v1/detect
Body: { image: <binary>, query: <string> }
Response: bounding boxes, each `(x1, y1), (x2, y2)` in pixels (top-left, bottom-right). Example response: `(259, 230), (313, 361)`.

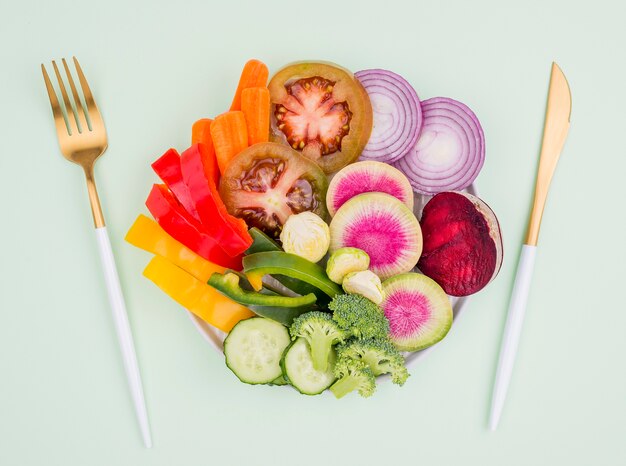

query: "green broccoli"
(328, 293), (390, 340)
(289, 311), (346, 372)
(337, 338), (409, 386)
(330, 358), (376, 399)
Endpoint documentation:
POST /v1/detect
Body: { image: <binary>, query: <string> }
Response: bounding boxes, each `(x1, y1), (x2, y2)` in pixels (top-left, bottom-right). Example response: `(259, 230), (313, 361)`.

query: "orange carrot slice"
(210, 111), (249, 174)
(230, 59), (269, 111)
(241, 87), (270, 146)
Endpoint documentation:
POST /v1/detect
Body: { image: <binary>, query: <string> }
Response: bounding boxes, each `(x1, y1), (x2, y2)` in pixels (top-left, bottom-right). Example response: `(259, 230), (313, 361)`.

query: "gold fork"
(42, 57), (152, 448)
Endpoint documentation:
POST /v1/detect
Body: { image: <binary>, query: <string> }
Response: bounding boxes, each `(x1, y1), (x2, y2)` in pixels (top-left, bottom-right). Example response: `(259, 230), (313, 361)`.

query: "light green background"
(1, 0), (624, 464)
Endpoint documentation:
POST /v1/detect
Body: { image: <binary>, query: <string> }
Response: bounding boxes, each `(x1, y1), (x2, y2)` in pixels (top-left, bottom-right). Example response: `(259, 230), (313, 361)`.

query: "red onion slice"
(394, 97), (484, 194)
(355, 69), (423, 163)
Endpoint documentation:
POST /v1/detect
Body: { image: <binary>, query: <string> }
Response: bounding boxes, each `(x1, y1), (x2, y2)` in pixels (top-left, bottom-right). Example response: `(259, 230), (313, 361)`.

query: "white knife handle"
(489, 244), (537, 431)
(95, 227), (153, 448)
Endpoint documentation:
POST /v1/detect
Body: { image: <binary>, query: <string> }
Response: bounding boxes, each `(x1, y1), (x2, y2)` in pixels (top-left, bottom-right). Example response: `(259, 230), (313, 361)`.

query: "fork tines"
(41, 57), (101, 136)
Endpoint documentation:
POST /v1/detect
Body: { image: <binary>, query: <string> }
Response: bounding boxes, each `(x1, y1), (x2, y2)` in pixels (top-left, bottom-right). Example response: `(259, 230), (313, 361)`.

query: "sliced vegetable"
(279, 212), (330, 263)
(191, 118), (219, 185)
(418, 192), (503, 296)
(241, 87), (270, 145)
(224, 317), (290, 384)
(281, 338), (337, 395)
(326, 161), (414, 217)
(243, 251), (341, 298)
(125, 214), (225, 282)
(143, 256), (253, 332)
(208, 272), (317, 308)
(145, 184), (242, 270)
(326, 247), (370, 284)
(230, 59), (270, 111)
(245, 228), (326, 301)
(219, 142), (329, 240)
(354, 69), (423, 163)
(245, 227), (282, 255)
(210, 111), (249, 174)
(268, 62), (373, 173)
(180, 143), (252, 256)
(151, 148), (199, 220)
(393, 97), (485, 194)
(381, 273), (453, 351)
(329, 193), (422, 280)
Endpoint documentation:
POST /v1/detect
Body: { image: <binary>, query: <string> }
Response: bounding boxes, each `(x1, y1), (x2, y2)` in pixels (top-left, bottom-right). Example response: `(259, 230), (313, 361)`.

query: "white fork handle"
(95, 227), (152, 448)
(489, 245), (537, 431)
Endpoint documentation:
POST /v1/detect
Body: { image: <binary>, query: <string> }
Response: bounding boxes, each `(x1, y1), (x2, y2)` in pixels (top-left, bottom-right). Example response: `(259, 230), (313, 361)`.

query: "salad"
(126, 59), (503, 398)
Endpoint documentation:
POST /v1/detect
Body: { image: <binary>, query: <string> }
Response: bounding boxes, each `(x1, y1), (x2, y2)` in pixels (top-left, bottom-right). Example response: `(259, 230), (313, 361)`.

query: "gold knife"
(489, 62), (572, 430)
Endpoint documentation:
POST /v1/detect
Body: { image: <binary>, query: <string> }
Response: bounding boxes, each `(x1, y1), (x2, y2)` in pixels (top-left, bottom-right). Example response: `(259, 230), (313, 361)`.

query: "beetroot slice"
(418, 192), (503, 297)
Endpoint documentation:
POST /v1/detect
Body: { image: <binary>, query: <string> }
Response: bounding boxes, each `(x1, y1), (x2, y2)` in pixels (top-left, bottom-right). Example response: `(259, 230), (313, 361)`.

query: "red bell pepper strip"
(180, 143), (252, 257)
(145, 184), (242, 270)
(151, 149), (200, 221)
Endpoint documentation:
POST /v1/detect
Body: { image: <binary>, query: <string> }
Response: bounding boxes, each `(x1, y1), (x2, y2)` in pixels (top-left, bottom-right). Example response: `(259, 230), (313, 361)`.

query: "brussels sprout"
(342, 270), (383, 304)
(279, 212), (330, 263)
(326, 247), (370, 284)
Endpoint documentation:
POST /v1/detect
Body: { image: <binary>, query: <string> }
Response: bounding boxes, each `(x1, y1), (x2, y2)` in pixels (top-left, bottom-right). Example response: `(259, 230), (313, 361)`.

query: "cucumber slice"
(224, 317), (291, 385)
(281, 338), (336, 395)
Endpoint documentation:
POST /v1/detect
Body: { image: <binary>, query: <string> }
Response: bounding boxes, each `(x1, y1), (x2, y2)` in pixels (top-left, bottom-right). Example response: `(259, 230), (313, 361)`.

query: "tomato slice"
(219, 142), (329, 239)
(268, 62), (373, 174)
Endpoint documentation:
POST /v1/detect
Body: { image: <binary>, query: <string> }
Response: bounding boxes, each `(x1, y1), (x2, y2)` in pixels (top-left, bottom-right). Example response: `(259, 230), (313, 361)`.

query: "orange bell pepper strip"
(125, 214), (225, 282)
(143, 256), (254, 332)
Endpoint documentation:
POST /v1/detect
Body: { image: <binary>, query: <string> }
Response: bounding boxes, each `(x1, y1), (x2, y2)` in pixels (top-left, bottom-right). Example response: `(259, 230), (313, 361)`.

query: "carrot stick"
(192, 118), (213, 145)
(230, 59), (269, 111)
(241, 87), (270, 146)
(210, 111), (249, 174)
(191, 118), (219, 185)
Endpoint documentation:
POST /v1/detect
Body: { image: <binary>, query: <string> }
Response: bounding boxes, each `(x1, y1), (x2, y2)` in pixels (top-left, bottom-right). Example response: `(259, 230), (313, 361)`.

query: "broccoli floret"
(330, 358), (376, 399)
(290, 311), (346, 372)
(328, 294), (390, 340)
(337, 338), (409, 386)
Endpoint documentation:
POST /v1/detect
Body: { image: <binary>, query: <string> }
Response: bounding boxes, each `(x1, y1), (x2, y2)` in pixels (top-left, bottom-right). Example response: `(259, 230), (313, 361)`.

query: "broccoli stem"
(310, 337), (332, 372)
(330, 375), (359, 399)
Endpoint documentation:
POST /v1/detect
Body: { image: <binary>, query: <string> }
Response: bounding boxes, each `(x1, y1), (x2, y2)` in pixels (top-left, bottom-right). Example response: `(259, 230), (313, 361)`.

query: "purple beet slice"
(326, 161), (414, 217)
(418, 192), (503, 296)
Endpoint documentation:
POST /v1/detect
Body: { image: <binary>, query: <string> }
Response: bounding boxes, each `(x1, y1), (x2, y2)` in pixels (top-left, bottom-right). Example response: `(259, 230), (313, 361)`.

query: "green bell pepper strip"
(245, 229), (330, 302)
(208, 272), (317, 307)
(243, 252), (342, 298)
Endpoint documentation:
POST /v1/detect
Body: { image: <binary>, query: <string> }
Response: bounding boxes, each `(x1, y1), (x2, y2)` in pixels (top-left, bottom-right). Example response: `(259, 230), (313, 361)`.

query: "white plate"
(189, 184), (478, 368)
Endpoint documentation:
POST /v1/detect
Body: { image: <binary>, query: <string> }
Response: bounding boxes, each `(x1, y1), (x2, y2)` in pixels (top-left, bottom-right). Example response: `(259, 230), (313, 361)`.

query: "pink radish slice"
(394, 97), (485, 195)
(418, 191), (503, 297)
(326, 161), (414, 216)
(329, 192), (422, 280)
(355, 69), (423, 163)
(381, 273), (452, 352)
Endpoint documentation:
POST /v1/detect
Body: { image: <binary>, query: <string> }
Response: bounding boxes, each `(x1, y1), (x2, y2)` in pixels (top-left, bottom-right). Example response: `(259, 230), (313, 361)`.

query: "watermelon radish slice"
(326, 161), (414, 217)
(381, 273), (453, 352)
(329, 193), (422, 280)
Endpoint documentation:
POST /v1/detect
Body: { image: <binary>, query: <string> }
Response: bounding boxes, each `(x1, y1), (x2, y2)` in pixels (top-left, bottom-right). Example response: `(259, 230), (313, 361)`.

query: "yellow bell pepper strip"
(125, 214), (225, 283)
(143, 256), (254, 333)
(208, 272), (317, 326)
(243, 252), (342, 298)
